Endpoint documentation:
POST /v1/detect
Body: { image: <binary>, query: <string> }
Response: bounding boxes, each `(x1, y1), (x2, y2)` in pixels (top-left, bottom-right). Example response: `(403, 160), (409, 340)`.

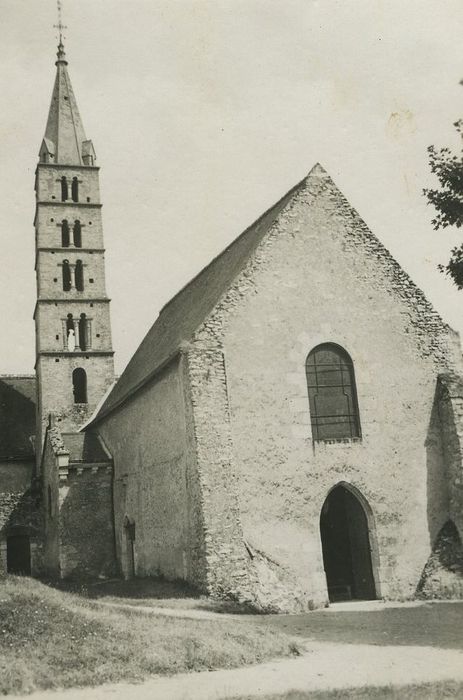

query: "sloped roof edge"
(90, 170), (311, 424)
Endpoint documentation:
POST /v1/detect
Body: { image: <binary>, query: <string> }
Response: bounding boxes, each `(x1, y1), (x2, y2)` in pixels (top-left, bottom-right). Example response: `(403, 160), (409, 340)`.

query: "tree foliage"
(424, 119), (463, 288)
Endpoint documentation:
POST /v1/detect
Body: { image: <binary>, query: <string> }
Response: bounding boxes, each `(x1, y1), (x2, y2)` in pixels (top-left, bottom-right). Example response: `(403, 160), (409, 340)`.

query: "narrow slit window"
(73, 220), (82, 247)
(60, 176), (68, 201)
(306, 343), (361, 441)
(61, 220), (70, 247)
(72, 367), (87, 403)
(62, 260), (71, 291)
(79, 313), (88, 351)
(71, 177), (79, 202)
(75, 260), (84, 291)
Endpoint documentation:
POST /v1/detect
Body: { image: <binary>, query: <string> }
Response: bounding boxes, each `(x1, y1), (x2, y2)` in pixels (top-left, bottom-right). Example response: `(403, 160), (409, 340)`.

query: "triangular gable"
(91, 163), (451, 423)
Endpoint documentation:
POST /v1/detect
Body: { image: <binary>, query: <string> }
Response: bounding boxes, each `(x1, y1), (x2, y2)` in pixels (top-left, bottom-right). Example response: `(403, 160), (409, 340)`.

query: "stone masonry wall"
(191, 168), (463, 610)
(185, 348), (255, 602)
(58, 467), (116, 579)
(97, 357), (207, 587)
(35, 165), (101, 210)
(41, 436), (61, 576)
(36, 251), (108, 299)
(35, 301), (112, 354)
(36, 354), (114, 458)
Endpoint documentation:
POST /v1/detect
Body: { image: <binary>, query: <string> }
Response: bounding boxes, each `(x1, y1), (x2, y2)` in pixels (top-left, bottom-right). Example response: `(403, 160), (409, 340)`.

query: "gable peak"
(307, 162), (330, 179)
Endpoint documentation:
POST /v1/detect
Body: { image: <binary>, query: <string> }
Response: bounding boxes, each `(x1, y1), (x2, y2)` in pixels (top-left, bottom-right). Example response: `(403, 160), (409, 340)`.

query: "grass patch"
(235, 680), (463, 699)
(0, 576), (301, 695)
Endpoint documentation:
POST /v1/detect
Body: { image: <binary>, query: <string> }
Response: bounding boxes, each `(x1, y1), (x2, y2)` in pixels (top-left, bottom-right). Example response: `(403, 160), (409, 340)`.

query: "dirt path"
(14, 641), (463, 700)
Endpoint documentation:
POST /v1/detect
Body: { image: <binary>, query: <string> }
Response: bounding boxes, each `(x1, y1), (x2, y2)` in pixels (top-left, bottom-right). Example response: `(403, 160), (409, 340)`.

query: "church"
(1, 39), (463, 612)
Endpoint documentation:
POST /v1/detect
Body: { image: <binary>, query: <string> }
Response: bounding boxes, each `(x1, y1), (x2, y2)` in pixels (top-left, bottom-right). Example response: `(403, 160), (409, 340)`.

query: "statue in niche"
(67, 327), (76, 352)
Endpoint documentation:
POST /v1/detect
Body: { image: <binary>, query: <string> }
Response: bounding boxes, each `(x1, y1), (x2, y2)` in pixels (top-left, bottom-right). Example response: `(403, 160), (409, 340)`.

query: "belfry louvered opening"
(306, 343), (361, 441)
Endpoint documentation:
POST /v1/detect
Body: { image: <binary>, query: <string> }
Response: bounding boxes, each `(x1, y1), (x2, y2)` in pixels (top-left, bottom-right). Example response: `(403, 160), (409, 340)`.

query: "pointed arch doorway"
(320, 484), (377, 602)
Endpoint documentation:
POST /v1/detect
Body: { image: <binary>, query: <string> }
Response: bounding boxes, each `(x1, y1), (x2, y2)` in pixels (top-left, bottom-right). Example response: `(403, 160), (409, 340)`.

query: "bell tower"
(34, 38), (115, 461)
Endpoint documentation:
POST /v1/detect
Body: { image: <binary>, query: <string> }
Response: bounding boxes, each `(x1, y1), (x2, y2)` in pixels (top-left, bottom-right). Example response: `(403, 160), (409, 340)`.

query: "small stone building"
(1, 38), (463, 610)
(0, 376), (41, 575)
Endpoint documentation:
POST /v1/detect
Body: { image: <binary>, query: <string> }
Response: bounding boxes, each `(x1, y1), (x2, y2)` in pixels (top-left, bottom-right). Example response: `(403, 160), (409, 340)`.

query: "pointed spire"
(39, 37), (96, 165)
(38, 0), (95, 165)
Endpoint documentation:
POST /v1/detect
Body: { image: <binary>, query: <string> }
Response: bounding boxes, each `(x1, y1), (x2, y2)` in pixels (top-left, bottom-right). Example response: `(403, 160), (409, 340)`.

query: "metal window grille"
(306, 344), (361, 441)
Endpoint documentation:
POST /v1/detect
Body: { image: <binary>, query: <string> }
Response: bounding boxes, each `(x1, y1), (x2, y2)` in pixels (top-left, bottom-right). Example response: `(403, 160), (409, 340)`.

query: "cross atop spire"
(53, 0), (68, 64)
(53, 0), (67, 42)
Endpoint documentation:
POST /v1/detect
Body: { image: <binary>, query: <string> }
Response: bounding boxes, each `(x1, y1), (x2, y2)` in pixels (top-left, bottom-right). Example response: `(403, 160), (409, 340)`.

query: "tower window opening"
(62, 260), (71, 291)
(61, 176), (68, 201)
(66, 313), (76, 351)
(61, 220), (70, 247)
(79, 313), (88, 351)
(73, 220), (82, 247)
(71, 177), (79, 202)
(72, 368), (87, 403)
(75, 260), (84, 291)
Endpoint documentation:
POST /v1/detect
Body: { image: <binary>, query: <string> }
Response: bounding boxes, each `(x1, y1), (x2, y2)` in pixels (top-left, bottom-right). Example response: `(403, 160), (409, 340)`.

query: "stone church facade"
(1, 40), (463, 611)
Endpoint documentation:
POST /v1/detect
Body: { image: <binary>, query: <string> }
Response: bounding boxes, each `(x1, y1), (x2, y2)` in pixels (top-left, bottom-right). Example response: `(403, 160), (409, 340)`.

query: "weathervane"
(53, 0), (67, 43)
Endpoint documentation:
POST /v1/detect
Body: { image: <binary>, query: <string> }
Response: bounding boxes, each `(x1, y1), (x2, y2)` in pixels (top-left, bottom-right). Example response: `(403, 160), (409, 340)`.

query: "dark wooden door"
(7, 535), (31, 575)
(320, 486), (376, 602)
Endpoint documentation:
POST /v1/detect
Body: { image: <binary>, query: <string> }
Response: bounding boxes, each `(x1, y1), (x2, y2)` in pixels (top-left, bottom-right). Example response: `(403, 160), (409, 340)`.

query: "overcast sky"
(1, 0), (463, 374)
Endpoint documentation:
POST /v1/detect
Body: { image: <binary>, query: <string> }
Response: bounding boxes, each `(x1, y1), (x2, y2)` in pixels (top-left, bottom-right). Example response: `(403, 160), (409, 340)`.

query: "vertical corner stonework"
(184, 346), (254, 601)
(437, 374), (463, 538)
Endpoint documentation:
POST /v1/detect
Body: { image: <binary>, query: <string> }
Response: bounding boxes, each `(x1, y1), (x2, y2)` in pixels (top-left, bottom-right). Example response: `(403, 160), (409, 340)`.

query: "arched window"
(306, 343), (361, 441)
(61, 176), (68, 201)
(75, 260), (84, 291)
(61, 219), (70, 247)
(72, 368), (87, 403)
(71, 177), (79, 202)
(62, 260), (71, 291)
(73, 220), (82, 247)
(79, 313), (87, 351)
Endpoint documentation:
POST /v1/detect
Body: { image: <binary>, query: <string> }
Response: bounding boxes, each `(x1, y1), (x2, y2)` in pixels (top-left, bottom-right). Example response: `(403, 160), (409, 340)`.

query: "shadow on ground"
(43, 576), (259, 614)
(257, 602), (463, 650)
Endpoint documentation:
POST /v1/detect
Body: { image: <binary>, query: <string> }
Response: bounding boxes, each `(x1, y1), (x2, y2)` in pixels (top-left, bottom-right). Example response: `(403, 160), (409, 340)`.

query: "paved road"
(255, 600), (463, 650)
